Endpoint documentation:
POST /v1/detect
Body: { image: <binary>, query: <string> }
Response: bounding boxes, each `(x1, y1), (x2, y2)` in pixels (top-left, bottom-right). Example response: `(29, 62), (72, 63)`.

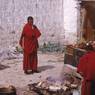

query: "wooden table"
(64, 47), (86, 67)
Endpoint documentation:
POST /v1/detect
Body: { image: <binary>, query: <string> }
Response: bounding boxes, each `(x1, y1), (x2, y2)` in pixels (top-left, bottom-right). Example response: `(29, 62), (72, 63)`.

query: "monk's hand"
(19, 41), (24, 50)
(22, 46), (24, 50)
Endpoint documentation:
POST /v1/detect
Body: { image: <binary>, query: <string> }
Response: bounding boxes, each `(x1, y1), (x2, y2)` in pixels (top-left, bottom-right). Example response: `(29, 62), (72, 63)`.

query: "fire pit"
(28, 83), (73, 95)
(27, 73), (81, 95)
(0, 85), (16, 95)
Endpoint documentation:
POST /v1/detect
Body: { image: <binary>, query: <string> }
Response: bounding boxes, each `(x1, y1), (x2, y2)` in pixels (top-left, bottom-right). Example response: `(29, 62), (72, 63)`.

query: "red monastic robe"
(77, 51), (95, 95)
(19, 23), (41, 71)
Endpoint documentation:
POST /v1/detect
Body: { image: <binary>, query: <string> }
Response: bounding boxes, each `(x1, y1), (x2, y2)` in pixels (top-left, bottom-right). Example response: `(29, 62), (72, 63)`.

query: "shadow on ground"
(38, 65), (55, 72)
(0, 64), (10, 70)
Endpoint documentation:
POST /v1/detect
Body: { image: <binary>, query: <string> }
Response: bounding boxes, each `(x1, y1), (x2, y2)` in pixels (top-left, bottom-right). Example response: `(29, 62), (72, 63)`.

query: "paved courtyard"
(0, 52), (64, 87)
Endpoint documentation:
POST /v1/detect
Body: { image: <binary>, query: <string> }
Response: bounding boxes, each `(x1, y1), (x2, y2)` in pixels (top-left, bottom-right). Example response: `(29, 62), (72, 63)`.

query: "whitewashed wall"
(0, 0), (64, 48)
(64, 0), (79, 45)
(0, 0), (80, 49)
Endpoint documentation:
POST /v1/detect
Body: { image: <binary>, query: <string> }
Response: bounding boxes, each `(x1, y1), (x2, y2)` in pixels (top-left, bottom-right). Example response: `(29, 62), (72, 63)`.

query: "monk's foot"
(33, 70), (40, 73)
(24, 70), (33, 74)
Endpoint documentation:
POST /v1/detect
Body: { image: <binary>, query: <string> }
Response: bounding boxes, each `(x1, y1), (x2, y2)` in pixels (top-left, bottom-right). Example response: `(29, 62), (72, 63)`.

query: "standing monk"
(19, 16), (41, 74)
(77, 44), (95, 95)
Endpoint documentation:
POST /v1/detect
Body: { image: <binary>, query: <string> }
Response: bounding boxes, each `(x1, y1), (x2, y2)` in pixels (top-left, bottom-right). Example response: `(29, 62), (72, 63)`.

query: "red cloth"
(23, 51), (38, 71)
(77, 51), (95, 95)
(19, 23), (41, 71)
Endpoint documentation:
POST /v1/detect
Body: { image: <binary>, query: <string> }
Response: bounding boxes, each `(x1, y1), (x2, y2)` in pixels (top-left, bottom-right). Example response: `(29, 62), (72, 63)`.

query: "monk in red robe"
(77, 44), (95, 95)
(19, 16), (41, 74)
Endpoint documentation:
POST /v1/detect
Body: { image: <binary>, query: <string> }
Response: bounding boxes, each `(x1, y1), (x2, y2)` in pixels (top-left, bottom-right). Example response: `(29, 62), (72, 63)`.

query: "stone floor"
(0, 52), (64, 87)
(0, 52), (80, 95)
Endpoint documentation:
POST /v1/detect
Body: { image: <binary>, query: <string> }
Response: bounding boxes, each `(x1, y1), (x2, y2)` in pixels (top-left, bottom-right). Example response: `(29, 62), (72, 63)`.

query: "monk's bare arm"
(19, 32), (24, 47)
